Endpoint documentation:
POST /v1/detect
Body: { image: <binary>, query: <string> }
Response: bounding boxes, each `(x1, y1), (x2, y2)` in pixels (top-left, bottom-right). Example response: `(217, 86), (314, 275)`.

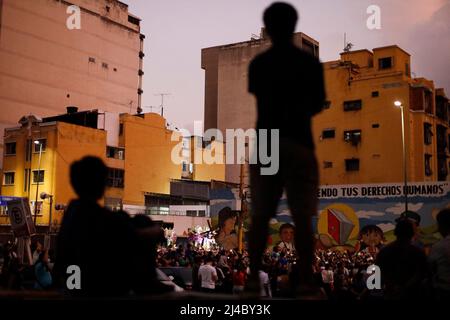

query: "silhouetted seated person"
(246, 2), (325, 298)
(428, 208), (450, 300)
(130, 214), (173, 295)
(54, 156), (166, 297)
(376, 219), (428, 300)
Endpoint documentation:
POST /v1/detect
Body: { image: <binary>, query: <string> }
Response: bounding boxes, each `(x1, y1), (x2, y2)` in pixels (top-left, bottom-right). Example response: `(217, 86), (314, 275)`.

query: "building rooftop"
(372, 45), (411, 56)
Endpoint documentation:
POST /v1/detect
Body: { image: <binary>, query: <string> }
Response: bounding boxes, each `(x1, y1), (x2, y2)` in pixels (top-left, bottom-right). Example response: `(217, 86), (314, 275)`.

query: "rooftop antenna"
(154, 93), (171, 117)
(343, 33), (354, 52)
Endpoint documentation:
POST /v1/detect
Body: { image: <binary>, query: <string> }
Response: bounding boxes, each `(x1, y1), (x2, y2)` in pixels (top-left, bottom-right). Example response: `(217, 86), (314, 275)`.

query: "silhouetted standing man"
(247, 2), (325, 295)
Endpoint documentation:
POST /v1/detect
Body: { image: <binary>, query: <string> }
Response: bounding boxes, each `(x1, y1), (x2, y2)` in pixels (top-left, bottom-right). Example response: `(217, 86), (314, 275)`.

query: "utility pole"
(238, 162), (248, 253)
(154, 93), (171, 117)
(33, 141), (43, 225)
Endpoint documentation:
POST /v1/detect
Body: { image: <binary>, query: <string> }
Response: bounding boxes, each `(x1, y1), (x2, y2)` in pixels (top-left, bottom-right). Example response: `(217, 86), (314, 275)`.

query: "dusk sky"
(125, 0), (450, 131)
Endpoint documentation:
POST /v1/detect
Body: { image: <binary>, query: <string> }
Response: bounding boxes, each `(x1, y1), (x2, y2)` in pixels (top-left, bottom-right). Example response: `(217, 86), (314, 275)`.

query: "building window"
(322, 129), (335, 139)
(405, 63), (410, 77)
(425, 154), (433, 176)
(105, 5), (110, 13)
(186, 210), (197, 217)
(438, 157), (448, 181)
(343, 99), (362, 111)
(33, 139), (47, 153)
(372, 123), (380, 128)
(323, 101), (331, 109)
(32, 170), (45, 183)
(3, 172), (15, 185)
(5, 142), (16, 155)
(436, 125), (447, 153)
(198, 210), (206, 217)
(26, 139), (32, 161)
(119, 123), (124, 136)
(106, 146), (125, 160)
(344, 130), (362, 146)
(424, 123), (433, 145)
(88, 57), (96, 63)
(345, 158), (360, 171)
(424, 90), (433, 114)
(323, 161), (333, 169)
(24, 169), (30, 192)
(371, 91), (379, 97)
(107, 168), (124, 188)
(102, 62), (109, 69)
(378, 57), (392, 70)
(145, 194), (170, 215)
(128, 15), (140, 26)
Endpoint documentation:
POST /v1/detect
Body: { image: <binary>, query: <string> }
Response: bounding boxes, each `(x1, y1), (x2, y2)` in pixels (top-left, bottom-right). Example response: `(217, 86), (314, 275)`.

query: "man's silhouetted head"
(70, 156), (108, 201)
(436, 208), (450, 237)
(394, 219), (415, 241)
(263, 2), (298, 45)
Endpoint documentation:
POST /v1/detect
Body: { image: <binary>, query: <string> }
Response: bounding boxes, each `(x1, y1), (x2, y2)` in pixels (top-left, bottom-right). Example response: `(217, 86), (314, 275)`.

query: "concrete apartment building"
(315, 46), (450, 184)
(201, 28), (319, 183)
(0, 0), (144, 166)
(0, 109), (225, 235)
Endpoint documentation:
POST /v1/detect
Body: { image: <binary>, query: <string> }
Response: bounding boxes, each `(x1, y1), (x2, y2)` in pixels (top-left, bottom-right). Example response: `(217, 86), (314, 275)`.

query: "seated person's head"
(394, 219), (415, 241)
(70, 156), (108, 201)
(263, 2), (298, 44)
(436, 208), (450, 237)
(396, 211), (421, 234)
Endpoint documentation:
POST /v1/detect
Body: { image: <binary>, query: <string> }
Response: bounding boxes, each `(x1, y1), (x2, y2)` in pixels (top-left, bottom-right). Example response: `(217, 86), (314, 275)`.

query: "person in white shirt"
(429, 208), (450, 300)
(198, 256), (218, 293)
(321, 264), (334, 298)
(259, 266), (272, 298)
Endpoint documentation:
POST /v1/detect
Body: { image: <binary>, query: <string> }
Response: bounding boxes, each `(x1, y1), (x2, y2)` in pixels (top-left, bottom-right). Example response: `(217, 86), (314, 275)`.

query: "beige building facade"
(201, 29), (319, 183)
(0, 0), (144, 167)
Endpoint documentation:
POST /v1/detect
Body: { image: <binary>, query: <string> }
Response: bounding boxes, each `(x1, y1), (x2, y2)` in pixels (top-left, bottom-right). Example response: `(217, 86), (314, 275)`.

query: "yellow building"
(314, 45), (450, 185)
(0, 109), (225, 232)
(181, 136), (226, 182)
(0, 114), (106, 227)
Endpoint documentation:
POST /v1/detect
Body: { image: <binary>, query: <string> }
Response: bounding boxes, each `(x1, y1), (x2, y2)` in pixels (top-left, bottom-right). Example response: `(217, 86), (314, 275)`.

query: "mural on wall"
(210, 181), (450, 251)
(209, 187), (241, 250)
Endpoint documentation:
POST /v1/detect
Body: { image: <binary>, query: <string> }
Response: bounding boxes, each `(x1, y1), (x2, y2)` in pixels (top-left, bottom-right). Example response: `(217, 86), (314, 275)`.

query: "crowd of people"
(1, 208), (450, 301)
(152, 208), (450, 301)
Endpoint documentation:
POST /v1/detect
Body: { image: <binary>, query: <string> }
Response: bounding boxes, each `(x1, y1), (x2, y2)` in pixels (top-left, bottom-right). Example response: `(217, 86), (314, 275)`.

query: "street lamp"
(33, 140), (43, 225)
(394, 101), (408, 212)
